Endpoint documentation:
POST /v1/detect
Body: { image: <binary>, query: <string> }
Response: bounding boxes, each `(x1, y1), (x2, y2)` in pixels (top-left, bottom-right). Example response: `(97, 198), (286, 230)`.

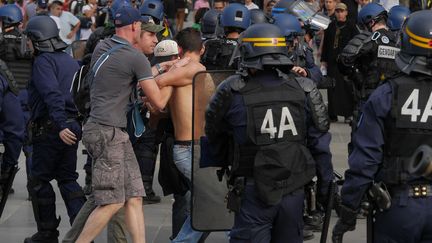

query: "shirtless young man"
(154, 27), (206, 242)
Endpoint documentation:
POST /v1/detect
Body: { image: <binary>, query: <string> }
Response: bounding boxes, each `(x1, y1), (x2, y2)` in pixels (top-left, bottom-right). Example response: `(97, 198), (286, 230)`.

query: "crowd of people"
(0, 0), (431, 243)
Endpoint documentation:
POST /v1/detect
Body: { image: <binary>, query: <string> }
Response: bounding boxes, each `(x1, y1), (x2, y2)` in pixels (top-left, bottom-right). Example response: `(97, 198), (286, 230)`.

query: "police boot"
(83, 171), (92, 195)
(24, 218), (60, 243)
(303, 229), (314, 241)
(143, 176), (161, 205)
(304, 212), (323, 232)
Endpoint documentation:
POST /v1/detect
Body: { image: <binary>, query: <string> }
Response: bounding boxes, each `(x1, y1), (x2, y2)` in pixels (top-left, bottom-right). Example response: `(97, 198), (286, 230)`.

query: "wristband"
(156, 63), (164, 75)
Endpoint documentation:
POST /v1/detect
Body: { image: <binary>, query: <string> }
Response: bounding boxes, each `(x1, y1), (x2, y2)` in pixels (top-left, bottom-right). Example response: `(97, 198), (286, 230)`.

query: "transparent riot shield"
(191, 70), (235, 231)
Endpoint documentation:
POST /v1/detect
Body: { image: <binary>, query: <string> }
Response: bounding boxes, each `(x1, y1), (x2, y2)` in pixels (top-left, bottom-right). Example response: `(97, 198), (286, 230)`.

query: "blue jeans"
(172, 144), (203, 242)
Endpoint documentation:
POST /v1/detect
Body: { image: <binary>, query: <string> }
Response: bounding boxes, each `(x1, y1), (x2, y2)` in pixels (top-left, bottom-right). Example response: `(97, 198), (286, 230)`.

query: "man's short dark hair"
(174, 27), (203, 53)
(213, 0), (225, 5)
(51, 0), (63, 7)
(195, 7), (209, 23)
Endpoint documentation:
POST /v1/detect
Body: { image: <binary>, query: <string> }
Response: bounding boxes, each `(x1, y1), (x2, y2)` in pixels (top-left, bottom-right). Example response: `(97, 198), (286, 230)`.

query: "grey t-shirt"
(89, 35), (153, 128)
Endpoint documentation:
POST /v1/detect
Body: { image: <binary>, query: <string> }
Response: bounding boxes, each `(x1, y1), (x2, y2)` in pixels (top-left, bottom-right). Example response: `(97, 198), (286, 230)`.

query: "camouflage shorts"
(82, 122), (144, 206)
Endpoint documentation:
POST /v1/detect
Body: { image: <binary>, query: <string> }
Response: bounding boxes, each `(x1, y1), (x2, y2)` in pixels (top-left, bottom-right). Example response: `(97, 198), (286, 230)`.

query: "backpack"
(70, 43), (126, 119)
(69, 0), (85, 16)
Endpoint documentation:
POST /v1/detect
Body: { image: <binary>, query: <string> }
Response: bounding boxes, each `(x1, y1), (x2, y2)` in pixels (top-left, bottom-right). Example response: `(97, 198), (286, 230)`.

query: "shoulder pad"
(342, 32), (371, 55)
(295, 77), (317, 93)
(0, 59), (19, 96)
(224, 74), (246, 91)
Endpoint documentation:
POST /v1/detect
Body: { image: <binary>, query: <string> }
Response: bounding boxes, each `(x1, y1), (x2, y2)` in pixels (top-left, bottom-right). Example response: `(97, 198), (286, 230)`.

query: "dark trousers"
(374, 195), (432, 243)
(31, 129), (85, 226)
(133, 128), (158, 180)
(230, 185), (304, 243)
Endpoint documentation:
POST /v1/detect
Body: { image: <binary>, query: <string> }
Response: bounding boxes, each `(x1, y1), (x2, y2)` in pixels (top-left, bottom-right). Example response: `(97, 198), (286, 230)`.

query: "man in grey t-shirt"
(76, 6), (173, 243)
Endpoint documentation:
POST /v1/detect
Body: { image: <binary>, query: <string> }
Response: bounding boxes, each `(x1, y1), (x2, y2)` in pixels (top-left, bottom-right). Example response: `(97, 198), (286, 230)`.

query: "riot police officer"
(339, 3), (400, 112)
(140, 0), (172, 40)
(24, 16), (85, 243)
(387, 5), (411, 34)
(273, 13), (322, 83)
(250, 8), (268, 25)
(0, 4), (33, 90)
(205, 23), (332, 242)
(0, 3), (27, 213)
(0, 61), (25, 215)
(201, 3), (250, 70)
(200, 9), (221, 41)
(332, 10), (432, 243)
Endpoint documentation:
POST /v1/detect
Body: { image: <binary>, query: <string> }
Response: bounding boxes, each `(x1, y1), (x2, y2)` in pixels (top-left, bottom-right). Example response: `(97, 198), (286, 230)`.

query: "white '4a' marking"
(261, 107), (298, 139)
(401, 89), (432, 122)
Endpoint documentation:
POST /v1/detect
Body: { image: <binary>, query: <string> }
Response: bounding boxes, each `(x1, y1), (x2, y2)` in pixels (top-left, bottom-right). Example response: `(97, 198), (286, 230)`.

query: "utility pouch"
(226, 177), (245, 213)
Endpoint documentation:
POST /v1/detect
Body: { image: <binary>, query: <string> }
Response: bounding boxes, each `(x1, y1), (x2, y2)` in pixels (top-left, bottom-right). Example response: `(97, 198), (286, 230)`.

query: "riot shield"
(191, 70), (235, 231)
(0, 166), (19, 218)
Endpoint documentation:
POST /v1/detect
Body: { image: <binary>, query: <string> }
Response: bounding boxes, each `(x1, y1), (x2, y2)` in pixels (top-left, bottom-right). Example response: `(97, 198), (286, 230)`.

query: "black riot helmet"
(239, 23), (293, 70)
(24, 16), (67, 54)
(201, 9), (221, 39)
(395, 10), (432, 76)
(250, 9), (268, 25)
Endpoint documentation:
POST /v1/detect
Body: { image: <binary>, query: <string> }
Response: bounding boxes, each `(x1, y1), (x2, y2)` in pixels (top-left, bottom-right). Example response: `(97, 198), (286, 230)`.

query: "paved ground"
(0, 116), (368, 243)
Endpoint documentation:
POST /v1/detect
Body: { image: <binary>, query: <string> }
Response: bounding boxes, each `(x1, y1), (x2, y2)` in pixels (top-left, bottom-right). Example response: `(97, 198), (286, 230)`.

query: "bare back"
(168, 61), (206, 141)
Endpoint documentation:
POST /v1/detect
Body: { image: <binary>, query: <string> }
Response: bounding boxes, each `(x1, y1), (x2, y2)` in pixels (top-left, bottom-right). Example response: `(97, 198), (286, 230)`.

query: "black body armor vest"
(232, 73), (316, 205)
(0, 29), (33, 90)
(202, 38), (237, 70)
(381, 75), (432, 186)
(358, 29), (400, 98)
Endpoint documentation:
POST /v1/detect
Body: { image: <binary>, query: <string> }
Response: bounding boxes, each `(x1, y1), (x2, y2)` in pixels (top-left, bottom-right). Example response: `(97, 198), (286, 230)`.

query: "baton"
(320, 181), (336, 243)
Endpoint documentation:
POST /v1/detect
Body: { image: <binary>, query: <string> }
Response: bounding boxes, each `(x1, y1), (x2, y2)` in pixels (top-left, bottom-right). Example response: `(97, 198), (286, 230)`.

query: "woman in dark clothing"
(321, 2), (359, 122)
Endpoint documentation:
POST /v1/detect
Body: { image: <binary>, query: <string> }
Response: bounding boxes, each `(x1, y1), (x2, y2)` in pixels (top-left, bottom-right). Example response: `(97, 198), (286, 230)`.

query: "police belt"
(32, 115), (79, 131)
(389, 184), (432, 198)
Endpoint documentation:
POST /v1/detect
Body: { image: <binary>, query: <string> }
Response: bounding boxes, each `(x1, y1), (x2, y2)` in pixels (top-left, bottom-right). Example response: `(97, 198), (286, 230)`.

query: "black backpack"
(69, 0), (85, 16)
(70, 43), (126, 119)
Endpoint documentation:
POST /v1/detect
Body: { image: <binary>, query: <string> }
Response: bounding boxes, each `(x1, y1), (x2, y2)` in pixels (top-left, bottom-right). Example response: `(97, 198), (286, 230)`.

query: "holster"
(226, 176), (245, 213)
(368, 182), (392, 211)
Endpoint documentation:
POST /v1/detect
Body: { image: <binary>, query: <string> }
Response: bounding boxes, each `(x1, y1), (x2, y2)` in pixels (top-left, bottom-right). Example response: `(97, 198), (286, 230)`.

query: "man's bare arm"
(151, 57), (190, 77)
(139, 79), (173, 110)
(156, 62), (205, 87)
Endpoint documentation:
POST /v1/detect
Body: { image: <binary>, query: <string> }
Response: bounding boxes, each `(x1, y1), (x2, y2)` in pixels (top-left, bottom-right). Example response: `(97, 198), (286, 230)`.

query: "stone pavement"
(0, 118), (368, 243)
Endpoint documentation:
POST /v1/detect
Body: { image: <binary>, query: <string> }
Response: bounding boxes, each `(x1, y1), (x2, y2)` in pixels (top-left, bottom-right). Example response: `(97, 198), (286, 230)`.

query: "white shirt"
(379, 0), (399, 11)
(57, 11), (80, 45)
(80, 4), (95, 40)
(245, 2), (259, 10)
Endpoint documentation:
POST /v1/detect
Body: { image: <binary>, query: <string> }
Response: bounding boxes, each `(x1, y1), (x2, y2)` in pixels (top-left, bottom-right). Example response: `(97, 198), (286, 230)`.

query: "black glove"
(332, 204), (357, 243)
